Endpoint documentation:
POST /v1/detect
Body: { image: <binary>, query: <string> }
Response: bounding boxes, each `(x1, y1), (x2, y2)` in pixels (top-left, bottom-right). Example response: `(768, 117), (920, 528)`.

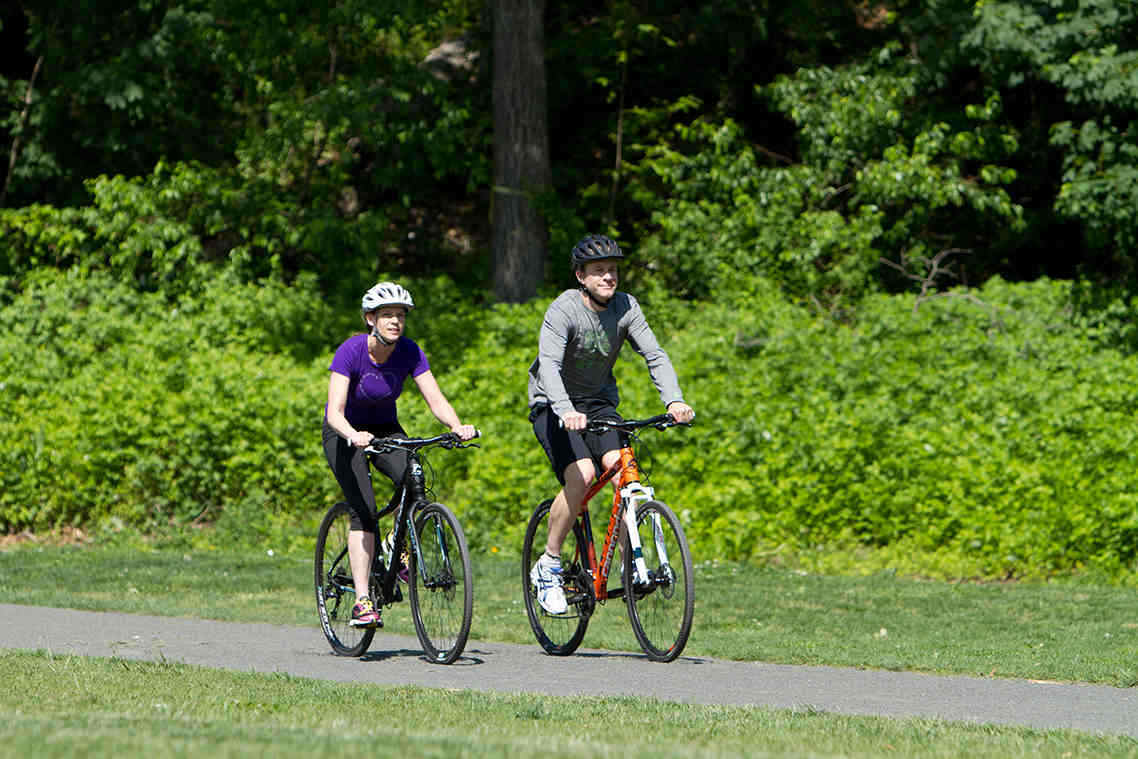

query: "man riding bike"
(526, 234), (695, 614)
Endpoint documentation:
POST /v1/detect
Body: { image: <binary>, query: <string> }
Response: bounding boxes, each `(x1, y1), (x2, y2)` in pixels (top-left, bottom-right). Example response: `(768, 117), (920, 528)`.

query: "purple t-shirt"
(326, 334), (430, 430)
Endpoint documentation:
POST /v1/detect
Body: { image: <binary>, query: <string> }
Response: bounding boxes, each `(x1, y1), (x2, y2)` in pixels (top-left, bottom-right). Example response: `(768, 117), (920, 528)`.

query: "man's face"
(576, 259), (619, 303)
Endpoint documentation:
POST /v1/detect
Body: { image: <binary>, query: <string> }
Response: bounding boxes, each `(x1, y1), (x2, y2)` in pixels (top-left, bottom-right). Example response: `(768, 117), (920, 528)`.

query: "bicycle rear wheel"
(408, 502), (473, 664)
(622, 500), (694, 662)
(522, 498), (592, 656)
(315, 502), (375, 657)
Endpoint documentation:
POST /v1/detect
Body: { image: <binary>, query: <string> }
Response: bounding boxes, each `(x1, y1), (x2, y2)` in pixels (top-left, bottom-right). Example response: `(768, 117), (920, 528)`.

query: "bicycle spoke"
(522, 499), (591, 656)
(315, 503), (375, 657)
(623, 500), (694, 662)
(409, 503), (472, 664)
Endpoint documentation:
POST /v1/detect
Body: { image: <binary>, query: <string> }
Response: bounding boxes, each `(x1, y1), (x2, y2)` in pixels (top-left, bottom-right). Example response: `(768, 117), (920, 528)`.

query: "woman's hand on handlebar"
(349, 430), (374, 448)
(451, 424), (479, 441)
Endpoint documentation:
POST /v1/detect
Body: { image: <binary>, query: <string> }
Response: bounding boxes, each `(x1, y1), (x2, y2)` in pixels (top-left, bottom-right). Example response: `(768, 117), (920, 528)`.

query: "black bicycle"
(315, 431), (479, 663)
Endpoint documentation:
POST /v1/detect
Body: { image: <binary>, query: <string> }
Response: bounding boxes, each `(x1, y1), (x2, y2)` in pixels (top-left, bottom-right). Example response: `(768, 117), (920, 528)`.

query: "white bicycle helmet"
(361, 281), (414, 314)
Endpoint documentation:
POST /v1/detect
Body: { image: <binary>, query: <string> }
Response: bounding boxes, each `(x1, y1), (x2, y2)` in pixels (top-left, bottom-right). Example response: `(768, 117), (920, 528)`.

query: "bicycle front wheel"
(622, 500), (694, 662)
(315, 502), (375, 657)
(408, 502), (473, 664)
(522, 498), (591, 656)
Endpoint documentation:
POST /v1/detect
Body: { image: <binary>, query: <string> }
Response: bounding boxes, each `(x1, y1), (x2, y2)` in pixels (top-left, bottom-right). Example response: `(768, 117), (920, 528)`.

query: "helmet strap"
(581, 283), (612, 309)
(368, 319), (396, 347)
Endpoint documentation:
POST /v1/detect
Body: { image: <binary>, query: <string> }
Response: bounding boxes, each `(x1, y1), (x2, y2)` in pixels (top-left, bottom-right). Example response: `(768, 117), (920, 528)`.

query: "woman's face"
(368, 306), (407, 342)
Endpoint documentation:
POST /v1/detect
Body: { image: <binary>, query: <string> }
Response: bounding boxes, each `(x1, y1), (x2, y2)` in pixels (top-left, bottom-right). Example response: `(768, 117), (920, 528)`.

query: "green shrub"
(5, 268), (1138, 583)
(393, 274), (1138, 582)
(0, 269), (341, 533)
(671, 277), (1138, 580)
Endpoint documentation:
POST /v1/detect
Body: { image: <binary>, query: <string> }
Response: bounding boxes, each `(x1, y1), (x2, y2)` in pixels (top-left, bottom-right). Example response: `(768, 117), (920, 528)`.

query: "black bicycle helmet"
(570, 234), (624, 269)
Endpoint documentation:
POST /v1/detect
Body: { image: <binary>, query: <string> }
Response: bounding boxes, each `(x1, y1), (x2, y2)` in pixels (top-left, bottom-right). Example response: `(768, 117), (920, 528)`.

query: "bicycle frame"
(578, 440), (667, 602)
(366, 459), (418, 604)
(367, 437), (462, 606)
(321, 460), (419, 607)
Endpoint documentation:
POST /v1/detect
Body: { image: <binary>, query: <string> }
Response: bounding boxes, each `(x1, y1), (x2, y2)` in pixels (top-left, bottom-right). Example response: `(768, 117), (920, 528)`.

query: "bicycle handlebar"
(365, 429), (481, 455)
(584, 413), (692, 434)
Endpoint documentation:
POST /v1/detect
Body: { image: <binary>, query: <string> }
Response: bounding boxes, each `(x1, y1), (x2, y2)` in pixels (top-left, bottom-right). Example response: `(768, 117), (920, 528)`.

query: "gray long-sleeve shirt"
(527, 289), (684, 417)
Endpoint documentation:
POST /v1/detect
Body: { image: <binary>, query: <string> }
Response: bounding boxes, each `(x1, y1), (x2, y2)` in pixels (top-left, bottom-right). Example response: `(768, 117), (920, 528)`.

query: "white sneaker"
(530, 552), (568, 614)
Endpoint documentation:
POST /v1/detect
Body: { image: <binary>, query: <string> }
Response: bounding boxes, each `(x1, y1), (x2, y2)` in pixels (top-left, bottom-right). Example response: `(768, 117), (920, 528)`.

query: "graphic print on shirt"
(577, 324), (612, 371)
(358, 369), (404, 402)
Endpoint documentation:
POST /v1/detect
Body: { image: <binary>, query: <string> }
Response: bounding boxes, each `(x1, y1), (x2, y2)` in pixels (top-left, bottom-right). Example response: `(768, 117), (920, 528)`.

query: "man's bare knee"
(562, 460), (595, 514)
(564, 460), (595, 487)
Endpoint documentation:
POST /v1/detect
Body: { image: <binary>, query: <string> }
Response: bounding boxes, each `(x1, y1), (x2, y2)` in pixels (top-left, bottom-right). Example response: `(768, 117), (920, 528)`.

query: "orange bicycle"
(522, 414), (694, 662)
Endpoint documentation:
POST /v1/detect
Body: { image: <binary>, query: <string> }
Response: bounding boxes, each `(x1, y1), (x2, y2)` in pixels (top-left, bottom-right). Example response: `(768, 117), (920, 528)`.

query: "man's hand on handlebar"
(561, 410), (588, 431)
(667, 401), (695, 424)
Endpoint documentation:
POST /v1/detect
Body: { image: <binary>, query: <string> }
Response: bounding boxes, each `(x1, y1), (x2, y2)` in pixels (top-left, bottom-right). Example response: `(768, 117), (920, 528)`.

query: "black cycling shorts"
(322, 418), (409, 534)
(530, 400), (623, 485)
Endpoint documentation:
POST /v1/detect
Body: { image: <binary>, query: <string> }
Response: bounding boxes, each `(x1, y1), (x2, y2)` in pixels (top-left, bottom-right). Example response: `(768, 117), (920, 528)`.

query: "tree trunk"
(491, 0), (550, 303)
(1, 55), (44, 208)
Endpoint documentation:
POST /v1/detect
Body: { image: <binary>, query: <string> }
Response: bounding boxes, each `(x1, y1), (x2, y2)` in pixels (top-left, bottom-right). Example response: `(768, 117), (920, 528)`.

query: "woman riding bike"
(323, 281), (477, 628)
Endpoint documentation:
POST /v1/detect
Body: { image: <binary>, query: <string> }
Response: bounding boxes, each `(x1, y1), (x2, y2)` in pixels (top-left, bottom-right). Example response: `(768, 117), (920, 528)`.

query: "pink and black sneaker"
(350, 596), (382, 628)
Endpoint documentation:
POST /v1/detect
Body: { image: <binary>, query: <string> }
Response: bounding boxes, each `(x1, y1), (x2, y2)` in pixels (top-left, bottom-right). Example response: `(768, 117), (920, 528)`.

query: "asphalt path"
(1, 603), (1135, 738)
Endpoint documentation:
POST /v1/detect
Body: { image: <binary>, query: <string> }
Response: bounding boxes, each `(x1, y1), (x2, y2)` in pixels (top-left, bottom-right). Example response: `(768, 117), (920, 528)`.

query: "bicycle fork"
(620, 482), (666, 586)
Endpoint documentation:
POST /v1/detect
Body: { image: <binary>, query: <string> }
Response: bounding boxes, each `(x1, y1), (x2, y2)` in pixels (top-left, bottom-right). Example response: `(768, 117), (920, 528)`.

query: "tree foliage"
(3, 0), (490, 287)
(3, 1), (230, 206)
(625, 50), (1024, 305)
(963, 0), (1138, 277)
(5, 1), (1138, 296)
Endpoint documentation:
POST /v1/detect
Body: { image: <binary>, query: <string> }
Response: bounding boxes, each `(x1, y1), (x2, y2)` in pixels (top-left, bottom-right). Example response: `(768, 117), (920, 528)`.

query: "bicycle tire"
(622, 500), (694, 662)
(408, 502), (473, 664)
(522, 498), (591, 656)
(315, 502), (376, 657)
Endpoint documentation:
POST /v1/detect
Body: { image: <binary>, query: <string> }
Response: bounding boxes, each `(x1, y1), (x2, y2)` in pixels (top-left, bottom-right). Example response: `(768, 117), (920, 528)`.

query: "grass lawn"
(2, 649), (1136, 759)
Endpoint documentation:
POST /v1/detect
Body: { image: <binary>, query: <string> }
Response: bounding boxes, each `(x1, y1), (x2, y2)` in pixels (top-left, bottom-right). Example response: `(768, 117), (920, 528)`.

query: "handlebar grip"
(448, 428), (480, 444)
